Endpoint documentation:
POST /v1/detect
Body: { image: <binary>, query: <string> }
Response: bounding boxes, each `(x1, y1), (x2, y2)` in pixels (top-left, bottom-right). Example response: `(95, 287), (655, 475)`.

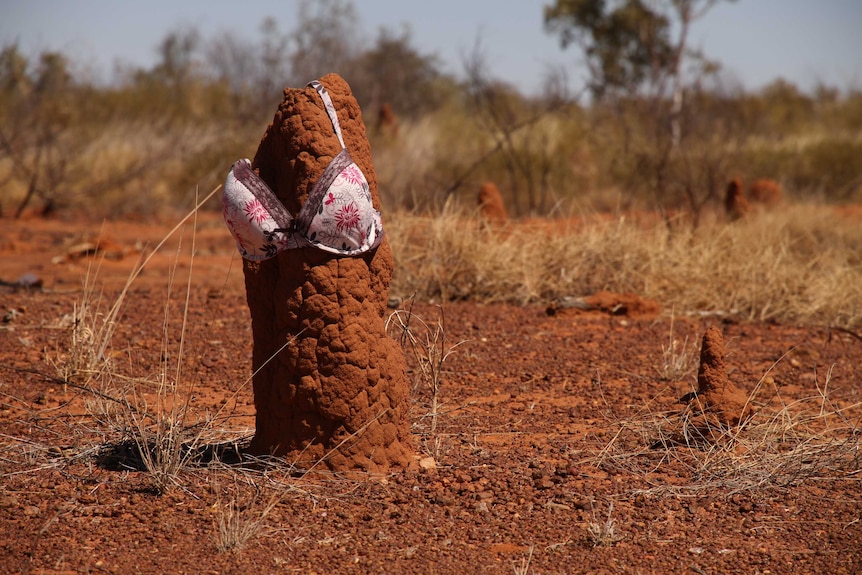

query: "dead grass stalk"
(386, 299), (467, 459)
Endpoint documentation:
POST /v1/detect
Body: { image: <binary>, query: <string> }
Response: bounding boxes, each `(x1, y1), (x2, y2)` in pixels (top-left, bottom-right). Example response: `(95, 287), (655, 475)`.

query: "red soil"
(0, 213), (860, 574)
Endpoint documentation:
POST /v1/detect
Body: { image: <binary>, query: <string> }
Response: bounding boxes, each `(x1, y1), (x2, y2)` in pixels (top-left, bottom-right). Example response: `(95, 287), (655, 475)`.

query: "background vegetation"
(1, 0), (860, 219)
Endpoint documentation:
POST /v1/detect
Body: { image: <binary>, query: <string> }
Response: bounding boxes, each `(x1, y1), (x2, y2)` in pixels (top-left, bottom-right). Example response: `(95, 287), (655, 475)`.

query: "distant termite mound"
(748, 178), (783, 207)
(477, 182), (508, 224)
(376, 102), (399, 138)
(724, 178), (749, 221)
(725, 177), (783, 221)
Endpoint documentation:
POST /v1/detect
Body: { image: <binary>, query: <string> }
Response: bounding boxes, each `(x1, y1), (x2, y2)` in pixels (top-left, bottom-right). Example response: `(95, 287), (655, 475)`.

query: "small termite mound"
(684, 326), (756, 428)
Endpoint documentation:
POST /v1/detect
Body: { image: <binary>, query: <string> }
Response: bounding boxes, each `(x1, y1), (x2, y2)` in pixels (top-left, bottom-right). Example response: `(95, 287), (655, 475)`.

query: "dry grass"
(587, 502), (626, 547)
(386, 299), (467, 460)
(45, 188), (260, 493)
(510, 545), (535, 575)
(594, 365), (862, 497)
(119, 227), (200, 493)
(655, 312), (699, 381)
(387, 203), (862, 328)
(212, 473), (284, 553)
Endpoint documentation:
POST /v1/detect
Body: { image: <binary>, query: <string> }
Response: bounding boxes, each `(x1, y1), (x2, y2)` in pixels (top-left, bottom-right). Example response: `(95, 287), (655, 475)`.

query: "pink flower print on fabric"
(340, 164), (372, 202)
(335, 203), (361, 232)
(323, 189), (350, 208)
(221, 80), (386, 260)
(244, 198), (270, 226)
(342, 164), (365, 186)
(222, 158), (299, 261)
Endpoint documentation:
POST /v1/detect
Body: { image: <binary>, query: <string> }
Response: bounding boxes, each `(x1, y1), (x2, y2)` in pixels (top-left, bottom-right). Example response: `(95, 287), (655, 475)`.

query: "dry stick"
(829, 326), (862, 345)
(173, 193), (198, 437)
(217, 249), (238, 298)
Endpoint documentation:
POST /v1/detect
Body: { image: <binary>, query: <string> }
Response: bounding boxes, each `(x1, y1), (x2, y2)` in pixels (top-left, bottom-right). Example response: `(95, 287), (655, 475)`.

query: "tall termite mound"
(242, 73), (413, 472)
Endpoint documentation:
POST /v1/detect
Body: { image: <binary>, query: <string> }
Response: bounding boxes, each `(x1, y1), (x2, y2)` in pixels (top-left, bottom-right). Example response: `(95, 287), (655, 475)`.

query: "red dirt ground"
(1, 213), (860, 574)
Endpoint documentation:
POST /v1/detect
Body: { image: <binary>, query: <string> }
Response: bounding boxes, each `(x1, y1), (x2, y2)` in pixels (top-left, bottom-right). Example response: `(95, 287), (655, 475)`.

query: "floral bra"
(222, 80), (384, 261)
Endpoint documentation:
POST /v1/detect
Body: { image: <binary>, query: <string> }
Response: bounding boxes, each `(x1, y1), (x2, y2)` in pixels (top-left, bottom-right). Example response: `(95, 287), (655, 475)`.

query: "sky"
(2, 0), (861, 96)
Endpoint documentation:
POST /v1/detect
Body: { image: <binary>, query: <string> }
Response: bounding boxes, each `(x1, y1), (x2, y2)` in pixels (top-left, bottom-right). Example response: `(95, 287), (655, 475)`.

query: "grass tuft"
(655, 312), (699, 382)
(387, 299), (467, 460)
(587, 502), (625, 547)
(214, 477), (282, 553)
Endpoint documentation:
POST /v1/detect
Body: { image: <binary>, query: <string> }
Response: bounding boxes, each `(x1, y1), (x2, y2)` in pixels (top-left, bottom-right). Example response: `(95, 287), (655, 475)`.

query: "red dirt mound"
(686, 326), (756, 427)
(724, 178), (749, 221)
(376, 102), (399, 138)
(477, 182), (509, 224)
(244, 73), (414, 472)
(748, 178), (783, 207)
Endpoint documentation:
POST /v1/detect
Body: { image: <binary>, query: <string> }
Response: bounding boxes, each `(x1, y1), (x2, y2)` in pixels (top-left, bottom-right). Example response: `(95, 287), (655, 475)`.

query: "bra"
(222, 80), (384, 261)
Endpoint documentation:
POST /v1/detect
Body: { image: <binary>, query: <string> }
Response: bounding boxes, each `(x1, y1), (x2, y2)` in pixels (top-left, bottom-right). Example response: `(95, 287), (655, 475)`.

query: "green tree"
(544, 0), (673, 100)
(545, 0), (735, 222)
(346, 25), (444, 118)
(545, 0), (727, 143)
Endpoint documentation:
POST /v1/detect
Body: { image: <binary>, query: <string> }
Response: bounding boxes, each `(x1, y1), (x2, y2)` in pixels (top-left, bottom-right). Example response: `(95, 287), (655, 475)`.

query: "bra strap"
(308, 80), (346, 149)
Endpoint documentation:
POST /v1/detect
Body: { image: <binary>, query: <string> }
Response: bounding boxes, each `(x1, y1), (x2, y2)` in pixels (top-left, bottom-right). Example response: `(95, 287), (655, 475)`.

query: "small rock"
(23, 505), (41, 517)
(418, 456), (437, 470)
(533, 477), (554, 490)
(16, 273), (42, 289)
(433, 494), (454, 506)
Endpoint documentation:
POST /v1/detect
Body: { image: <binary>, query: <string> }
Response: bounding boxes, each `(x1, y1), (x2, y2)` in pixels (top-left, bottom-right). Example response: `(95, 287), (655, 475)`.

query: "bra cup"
(223, 156), (383, 260)
(223, 159), (297, 261)
(304, 160), (382, 254)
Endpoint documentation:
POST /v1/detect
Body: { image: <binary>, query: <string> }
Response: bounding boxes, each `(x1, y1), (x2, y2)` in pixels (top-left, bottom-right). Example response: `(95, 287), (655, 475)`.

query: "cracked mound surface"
(243, 73), (413, 472)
